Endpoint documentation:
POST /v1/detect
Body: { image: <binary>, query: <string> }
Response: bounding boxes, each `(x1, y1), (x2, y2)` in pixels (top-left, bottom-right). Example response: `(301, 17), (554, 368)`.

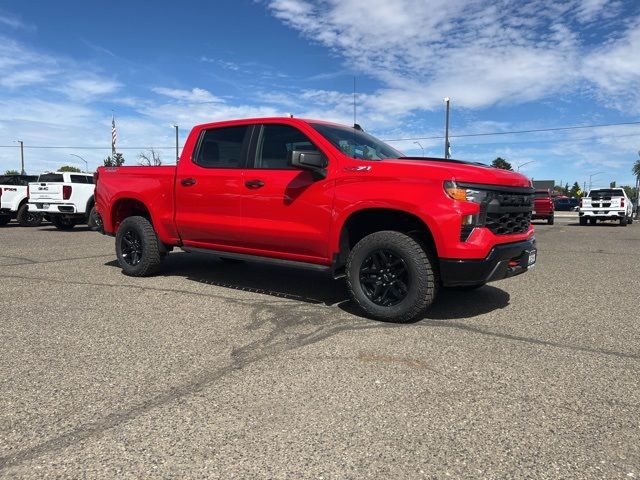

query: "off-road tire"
(346, 230), (437, 323)
(620, 216), (627, 226)
(50, 216), (76, 230)
(16, 203), (42, 227)
(0, 215), (11, 226)
(115, 216), (163, 277)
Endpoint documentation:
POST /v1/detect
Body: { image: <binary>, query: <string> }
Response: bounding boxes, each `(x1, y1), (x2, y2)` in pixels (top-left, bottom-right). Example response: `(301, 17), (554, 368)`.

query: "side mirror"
(291, 150), (328, 178)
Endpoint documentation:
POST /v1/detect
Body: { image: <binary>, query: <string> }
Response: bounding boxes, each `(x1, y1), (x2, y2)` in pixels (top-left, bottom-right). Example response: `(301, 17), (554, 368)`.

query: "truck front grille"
(480, 187), (533, 236)
(486, 211), (532, 235)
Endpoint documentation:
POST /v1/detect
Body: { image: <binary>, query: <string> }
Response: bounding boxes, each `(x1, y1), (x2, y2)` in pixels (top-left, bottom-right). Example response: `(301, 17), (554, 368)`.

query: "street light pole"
(588, 171), (604, 191)
(413, 141), (424, 156)
(516, 160), (535, 172)
(17, 140), (25, 175)
(174, 125), (179, 163)
(69, 154), (88, 173)
(444, 97), (450, 159)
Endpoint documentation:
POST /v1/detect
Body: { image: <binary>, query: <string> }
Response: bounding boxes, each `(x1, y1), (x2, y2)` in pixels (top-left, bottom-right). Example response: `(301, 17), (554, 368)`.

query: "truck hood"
(382, 158), (532, 188)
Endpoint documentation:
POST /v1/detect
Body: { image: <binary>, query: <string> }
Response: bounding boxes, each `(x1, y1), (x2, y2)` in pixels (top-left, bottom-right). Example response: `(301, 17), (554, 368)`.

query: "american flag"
(111, 115), (117, 155)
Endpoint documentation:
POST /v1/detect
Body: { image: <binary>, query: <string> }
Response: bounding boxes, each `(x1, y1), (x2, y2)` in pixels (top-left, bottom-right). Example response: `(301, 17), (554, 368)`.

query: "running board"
(181, 246), (332, 273)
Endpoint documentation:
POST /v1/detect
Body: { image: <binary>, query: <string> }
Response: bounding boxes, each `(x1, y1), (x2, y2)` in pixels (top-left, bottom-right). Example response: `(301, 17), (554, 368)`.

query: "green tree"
(621, 185), (637, 200)
(568, 181), (582, 198)
(58, 165), (82, 172)
(633, 159), (640, 179)
(103, 153), (125, 167)
(491, 157), (513, 171)
(4, 169), (19, 175)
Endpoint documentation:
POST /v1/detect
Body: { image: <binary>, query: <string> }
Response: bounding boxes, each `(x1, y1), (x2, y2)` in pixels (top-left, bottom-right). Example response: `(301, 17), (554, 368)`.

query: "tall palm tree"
(633, 159), (640, 179)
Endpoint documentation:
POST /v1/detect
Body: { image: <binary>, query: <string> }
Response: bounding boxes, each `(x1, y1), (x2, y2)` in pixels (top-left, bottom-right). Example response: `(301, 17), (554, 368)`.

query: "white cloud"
(152, 87), (225, 104)
(265, 0), (638, 114)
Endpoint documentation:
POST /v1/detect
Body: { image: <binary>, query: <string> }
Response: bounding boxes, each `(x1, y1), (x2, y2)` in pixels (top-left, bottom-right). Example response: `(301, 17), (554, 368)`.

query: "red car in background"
(532, 189), (554, 224)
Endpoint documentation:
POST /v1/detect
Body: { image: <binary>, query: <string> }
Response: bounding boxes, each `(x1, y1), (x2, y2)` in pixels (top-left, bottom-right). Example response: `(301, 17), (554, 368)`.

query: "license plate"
(42, 203), (49, 209)
(528, 250), (537, 267)
(532, 210), (536, 215)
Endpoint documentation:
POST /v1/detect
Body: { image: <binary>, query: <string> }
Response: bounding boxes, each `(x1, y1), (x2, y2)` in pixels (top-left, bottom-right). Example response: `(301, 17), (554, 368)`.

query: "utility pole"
(444, 97), (451, 159)
(174, 125), (179, 163)
(636, 150), (640, 219)
(18, 140), (25, 175)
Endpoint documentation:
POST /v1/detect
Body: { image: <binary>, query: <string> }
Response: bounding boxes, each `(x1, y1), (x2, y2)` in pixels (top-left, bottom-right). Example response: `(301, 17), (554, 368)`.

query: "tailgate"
(30, 183), (64, 201)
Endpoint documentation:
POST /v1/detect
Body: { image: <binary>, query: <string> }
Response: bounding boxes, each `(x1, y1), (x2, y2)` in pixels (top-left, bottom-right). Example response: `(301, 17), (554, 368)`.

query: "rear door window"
(195, 126), (250, 169)
(70, 175), (88, 184)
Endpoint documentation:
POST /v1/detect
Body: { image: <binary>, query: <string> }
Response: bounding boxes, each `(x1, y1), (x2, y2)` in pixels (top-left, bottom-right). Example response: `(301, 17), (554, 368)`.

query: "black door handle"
(181, 178), (197, 186)
(245, 180), (265, 189)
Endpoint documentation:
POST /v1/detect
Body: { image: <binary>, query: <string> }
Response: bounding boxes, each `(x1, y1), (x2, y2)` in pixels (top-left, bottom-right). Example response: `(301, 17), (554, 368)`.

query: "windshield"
(311, 123), (403, 160)
(589, 189), (624, 199)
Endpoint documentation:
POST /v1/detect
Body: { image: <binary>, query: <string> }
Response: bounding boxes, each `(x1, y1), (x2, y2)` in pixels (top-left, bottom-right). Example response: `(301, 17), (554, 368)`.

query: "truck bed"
(95, 166), (179, 242)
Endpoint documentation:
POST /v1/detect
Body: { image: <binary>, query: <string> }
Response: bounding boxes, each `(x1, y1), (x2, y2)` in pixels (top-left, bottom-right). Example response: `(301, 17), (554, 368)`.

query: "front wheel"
(115, 216), (163, 276)
(346, 231), (437, 323)
(589, 218), (597, 225)
(16, 204), (43, 227)
(50, 216), (76, 230)
(579, 217), (587, 226)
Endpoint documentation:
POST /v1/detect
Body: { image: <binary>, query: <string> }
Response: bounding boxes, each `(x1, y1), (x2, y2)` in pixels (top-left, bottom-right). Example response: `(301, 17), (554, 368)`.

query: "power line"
(0, 145), (175, 150)
(383, 120), (640, 142)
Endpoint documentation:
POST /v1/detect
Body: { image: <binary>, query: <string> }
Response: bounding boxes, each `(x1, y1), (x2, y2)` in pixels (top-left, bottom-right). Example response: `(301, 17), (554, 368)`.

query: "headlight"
(444, 181), (488, 203)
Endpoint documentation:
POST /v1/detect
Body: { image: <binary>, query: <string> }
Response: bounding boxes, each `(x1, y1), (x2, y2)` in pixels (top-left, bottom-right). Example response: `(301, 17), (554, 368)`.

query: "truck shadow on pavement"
(105, 251), (510, 321)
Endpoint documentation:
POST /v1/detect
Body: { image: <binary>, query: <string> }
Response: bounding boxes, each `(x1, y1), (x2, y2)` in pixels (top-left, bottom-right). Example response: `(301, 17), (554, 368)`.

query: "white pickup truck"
(28, 172), (99, 230)
(0, 174), (43, 227)
(579, 188), (634, 226)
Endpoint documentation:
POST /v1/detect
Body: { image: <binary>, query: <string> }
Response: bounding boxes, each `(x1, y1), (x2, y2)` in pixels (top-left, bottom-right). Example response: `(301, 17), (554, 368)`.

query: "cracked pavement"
(0, 217), (639, 478)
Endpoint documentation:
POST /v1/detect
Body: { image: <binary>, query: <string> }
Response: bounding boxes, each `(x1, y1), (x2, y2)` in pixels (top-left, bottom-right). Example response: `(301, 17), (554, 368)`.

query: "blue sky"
(1, 0), (639, 188)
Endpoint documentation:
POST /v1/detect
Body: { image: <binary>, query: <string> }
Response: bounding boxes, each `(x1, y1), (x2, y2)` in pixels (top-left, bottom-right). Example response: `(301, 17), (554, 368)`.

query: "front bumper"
(439, 238), (536, 287)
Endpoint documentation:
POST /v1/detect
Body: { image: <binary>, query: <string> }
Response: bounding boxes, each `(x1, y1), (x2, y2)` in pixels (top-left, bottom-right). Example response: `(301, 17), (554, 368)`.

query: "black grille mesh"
(486, 211), (532, 235)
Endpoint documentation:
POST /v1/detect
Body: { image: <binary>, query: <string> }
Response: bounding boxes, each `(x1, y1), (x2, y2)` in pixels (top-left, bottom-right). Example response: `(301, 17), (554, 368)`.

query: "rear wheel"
(0, 215), (11, 226)
(620, 216), (628, 226)
(627, 215), (633, 225)
(87, 206), (102, 230)
(50, 216), (76, 230)
(16, 204), (42, 227)
(115, 216), (163, 276)
(346, 230), (437, 323)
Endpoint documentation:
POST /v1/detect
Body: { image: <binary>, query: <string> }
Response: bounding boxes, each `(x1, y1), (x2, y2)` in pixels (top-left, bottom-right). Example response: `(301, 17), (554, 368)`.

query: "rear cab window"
(589, 189), (625, 199)
(37, 173), (64, 183)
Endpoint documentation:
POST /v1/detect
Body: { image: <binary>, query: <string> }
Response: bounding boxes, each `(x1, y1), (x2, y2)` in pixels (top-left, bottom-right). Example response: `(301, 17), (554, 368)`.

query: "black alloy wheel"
(120, 229), (144, 266)
(359, 249), (409, 306)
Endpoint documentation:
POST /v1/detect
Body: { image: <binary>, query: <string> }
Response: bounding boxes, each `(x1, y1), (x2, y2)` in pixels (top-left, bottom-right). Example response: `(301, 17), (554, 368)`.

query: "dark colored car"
(554, 197), (579, 211)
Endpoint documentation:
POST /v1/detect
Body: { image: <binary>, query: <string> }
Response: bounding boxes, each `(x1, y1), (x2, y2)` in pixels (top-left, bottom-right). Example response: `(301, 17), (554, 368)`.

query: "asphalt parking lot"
(1, 213), (639, 478)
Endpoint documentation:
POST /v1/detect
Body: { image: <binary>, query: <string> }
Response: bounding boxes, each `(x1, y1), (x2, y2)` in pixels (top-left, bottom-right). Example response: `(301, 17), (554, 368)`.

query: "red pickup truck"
(532, 189), (554, 224)
(96, 117), (536, 322)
